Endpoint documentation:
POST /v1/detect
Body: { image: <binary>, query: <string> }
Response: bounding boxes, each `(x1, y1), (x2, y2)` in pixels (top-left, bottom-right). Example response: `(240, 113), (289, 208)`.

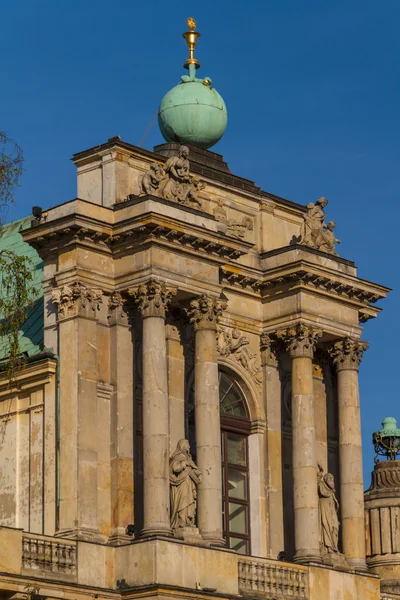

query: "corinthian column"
(188, 294), (227, 545)
(329, 337), (368, 570)
(130, 280), (176, 537)
(277, 323), (322, 564)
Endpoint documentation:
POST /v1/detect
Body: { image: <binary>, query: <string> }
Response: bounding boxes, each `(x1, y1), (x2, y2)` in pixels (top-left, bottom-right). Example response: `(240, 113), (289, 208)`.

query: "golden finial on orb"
(182, 16), (200, 70)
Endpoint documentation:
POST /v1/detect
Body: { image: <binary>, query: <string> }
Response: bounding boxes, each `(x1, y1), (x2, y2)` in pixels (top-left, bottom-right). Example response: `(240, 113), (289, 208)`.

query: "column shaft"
(277, 323), (322, 564)
(291, 355), (321, 563)
(338, 367), (365, 565)
(141, 315), (170, 536)
(330, 338), (368, 570)
(130, 280), (177, 538)
(189, 294), (226, 545)
(194, 327), (223, 543)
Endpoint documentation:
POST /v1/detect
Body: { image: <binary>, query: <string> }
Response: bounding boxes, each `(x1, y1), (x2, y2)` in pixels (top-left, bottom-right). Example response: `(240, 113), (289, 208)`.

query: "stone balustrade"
(238, 556), (309, 598)
(22, 533), (77, 576)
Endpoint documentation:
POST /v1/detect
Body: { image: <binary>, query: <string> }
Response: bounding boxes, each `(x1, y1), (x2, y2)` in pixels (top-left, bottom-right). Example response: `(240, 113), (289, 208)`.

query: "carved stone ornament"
(217, 327), (262, 385)
(51, 282), (102, 319)
(213, 199), (254, 240)
(107, 292), (130, 325)
(129, 279), (177, 318)
(277, 323), (322, 358)
(260, 333), (278, 367)
(318, 464), (340, 555)
(169, 439), (202, 533)
(187, 294), (227, 330)
(328, 337), (368, 371)
(140, 146), (205, 210)
(300, 196), (341, 256)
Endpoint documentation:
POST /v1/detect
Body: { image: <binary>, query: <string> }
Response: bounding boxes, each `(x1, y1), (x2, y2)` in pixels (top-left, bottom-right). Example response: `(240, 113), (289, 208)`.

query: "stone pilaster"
(166, 316), (185, 454)
(260, 334), (284, 558)
(130, 280), (177, 537)
(188, 294), (227, 545)
(277, 323), (322, 564)
(51, 282), (103, 540)
(107, 293), (134, 544)
(329, 337), (368, 570)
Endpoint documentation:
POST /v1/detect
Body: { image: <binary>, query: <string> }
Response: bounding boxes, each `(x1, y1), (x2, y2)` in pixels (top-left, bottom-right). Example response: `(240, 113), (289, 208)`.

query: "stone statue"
(317, 221), (341, 255)
(213, 199), (254, 240)
(140, 146), (205, 210)
(318, 464), (339, 554)
(169, 439), (202, 532)
(161, 145), (191, 201)
(301, 197), (328, 248)
(185, 175), (205, 208)
(141, 163), (165, 195)
(300, 197), (341, 256)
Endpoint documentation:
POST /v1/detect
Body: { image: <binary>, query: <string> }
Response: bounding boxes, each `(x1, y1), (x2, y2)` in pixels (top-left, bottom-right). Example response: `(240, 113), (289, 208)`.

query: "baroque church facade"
(0, 17), (398, 600)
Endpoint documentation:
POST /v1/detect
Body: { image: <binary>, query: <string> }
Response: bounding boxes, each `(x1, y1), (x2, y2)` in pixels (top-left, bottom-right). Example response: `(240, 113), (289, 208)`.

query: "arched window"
(219, 372), (251, 555)
(187, 371), (251, 554)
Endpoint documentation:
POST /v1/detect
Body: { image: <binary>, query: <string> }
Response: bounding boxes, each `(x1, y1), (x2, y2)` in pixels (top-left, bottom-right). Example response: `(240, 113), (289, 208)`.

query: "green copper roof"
(0, 216), (43, 360)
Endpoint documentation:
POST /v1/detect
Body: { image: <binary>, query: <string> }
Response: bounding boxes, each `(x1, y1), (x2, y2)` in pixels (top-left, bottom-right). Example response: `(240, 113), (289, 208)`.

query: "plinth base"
(321, 551), (351, 571)
(173, 527), (209, 546)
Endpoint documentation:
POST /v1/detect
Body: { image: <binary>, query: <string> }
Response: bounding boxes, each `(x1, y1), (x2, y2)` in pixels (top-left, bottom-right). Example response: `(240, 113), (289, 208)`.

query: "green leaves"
(0, 249), (37, 381)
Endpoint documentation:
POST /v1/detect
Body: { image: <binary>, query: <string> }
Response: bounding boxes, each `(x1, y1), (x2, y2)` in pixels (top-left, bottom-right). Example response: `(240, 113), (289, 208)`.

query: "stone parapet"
(238, 555), (308, 598)
(0, 528), (383, 600)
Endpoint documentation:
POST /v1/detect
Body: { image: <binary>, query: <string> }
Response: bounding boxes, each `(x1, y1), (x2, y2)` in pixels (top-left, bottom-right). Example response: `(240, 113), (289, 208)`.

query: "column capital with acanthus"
(276, 322), (322, 359)
(129, 279), (177, 318)
(187, 294), (227, 331)
(260, 333), (279, 367)
(328, 337), (368, 371)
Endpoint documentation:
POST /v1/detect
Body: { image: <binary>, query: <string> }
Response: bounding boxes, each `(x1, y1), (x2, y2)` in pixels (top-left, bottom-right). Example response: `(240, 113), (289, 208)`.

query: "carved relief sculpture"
(169, 439), (202, 533)
(140, 146), (205, 210)
(213, 199), (254, 240)
(217, 327), (262, 385)
(318, 464), (340, 554)
(300, 197), (340, 256)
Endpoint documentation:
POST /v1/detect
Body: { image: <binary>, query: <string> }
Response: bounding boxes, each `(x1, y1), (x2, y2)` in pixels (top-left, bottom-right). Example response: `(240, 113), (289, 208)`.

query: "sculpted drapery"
(169, 439), (202, 531)
(318, 465), (340, 554)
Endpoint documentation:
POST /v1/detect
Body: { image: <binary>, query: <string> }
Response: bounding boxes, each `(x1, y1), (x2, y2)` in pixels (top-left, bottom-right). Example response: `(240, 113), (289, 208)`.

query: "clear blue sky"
(2, 0), (399, 482)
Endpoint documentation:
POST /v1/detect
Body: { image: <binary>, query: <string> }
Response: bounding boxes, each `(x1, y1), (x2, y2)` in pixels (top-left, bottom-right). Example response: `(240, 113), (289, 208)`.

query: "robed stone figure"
(169, 439), (202, 532)
(318, 464), (340, 554)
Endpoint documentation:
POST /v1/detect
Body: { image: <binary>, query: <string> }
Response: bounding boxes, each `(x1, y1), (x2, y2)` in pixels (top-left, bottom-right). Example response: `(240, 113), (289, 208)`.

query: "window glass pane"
(227, 434), (247, 466)
(230, 537), (248, 555)
(219, 373), (247, 417)
(228, 468), (247, 499)
(229, 502), (247, 534)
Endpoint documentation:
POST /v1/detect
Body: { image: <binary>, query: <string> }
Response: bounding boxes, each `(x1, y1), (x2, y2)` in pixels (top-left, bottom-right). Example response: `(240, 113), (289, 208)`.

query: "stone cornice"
(220, 266), (261, 294)
(260, 261), (389, 323)
(22, 201), (252, 262)
(0, 357), (57, 398)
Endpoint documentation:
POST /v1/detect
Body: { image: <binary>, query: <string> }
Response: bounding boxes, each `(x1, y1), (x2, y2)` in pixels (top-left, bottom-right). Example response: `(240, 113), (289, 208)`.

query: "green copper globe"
(158, 18), (227, 150)
(158, 73), (228, 150)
